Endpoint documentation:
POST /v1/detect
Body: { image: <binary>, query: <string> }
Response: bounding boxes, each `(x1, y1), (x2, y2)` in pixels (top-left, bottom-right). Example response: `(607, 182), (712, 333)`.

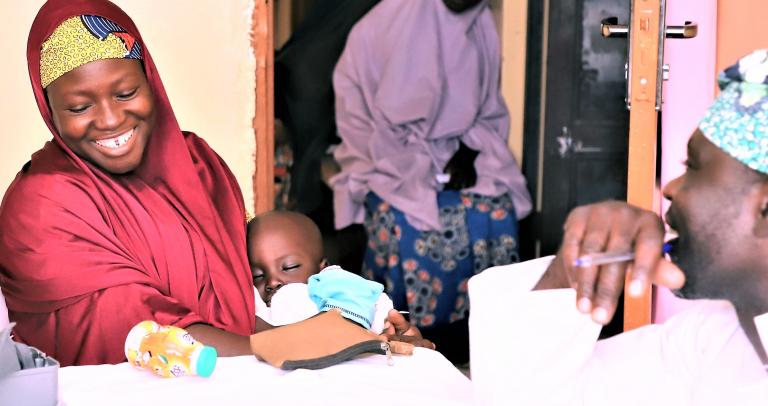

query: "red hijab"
(0, 0), (255, 365)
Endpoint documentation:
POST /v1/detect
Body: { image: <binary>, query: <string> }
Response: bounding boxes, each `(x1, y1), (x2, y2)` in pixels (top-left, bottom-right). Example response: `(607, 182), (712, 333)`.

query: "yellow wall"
(493, 0), (528, 165)
(0, 0), (257, 211)
(716, 0), (768, 73)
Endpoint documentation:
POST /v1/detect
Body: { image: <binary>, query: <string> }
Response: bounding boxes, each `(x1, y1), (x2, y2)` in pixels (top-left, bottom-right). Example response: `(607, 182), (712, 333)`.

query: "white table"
(58, 348), (473, 405)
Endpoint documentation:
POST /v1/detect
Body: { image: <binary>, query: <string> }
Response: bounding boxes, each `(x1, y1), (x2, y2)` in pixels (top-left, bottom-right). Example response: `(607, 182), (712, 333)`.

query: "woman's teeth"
(94, 129), (133, 149)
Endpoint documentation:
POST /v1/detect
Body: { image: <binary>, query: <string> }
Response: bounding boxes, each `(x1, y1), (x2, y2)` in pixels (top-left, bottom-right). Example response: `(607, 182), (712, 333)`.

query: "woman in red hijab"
(0, 0), (256, 365)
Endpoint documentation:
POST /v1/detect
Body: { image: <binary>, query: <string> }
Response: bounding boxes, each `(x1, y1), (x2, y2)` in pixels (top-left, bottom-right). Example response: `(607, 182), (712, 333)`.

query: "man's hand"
(534, 201), (685, 325)
(381, 309), (436, 349)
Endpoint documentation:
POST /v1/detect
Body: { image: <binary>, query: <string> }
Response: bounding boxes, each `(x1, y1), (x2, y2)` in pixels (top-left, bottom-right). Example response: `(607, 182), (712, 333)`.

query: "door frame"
(523, 0), (662, 330)
(252, 0), (275, 215)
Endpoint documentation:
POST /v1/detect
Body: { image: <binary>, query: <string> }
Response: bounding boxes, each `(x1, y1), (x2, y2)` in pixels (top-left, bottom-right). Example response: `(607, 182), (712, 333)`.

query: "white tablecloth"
(58, 348), (472, 405)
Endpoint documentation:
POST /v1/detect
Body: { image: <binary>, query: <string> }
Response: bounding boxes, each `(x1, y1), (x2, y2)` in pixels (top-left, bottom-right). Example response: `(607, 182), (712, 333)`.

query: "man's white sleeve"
(469, 256), (602, 405)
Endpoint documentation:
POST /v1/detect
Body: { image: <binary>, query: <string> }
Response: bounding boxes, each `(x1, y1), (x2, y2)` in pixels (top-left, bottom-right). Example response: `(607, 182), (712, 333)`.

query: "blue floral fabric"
(363, 191), (519, 328)
(700, 49), (768, 175)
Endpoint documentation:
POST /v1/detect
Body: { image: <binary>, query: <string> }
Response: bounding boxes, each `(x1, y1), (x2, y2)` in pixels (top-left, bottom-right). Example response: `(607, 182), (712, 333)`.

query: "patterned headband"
(40, 15), (142, 88)
(699, 49), (768, 175)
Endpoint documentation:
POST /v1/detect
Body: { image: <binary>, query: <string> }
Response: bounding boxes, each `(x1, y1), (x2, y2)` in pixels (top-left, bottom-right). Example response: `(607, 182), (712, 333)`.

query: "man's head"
(247, 211), (328, 305)
(663, 50), (768, 302)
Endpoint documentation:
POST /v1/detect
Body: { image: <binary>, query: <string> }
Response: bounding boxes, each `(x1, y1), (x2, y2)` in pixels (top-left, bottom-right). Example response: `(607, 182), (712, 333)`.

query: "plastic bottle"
(124, 320), (217, 378)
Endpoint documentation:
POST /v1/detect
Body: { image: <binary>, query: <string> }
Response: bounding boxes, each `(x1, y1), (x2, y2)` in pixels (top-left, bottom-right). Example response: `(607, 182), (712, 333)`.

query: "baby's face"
(248, 229), (322, 305)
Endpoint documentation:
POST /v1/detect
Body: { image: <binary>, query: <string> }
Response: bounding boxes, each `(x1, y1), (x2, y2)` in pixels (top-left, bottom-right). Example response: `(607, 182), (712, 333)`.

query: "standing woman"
(0, 0), (255, 365)
(331, 0), (532, 363)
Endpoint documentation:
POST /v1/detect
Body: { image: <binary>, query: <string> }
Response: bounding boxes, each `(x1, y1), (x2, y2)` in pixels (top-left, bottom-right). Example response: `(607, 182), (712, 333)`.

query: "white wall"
(0, 0), (256, 212)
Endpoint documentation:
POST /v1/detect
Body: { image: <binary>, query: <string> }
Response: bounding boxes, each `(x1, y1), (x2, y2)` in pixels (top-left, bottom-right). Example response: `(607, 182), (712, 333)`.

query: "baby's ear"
(319, 258), (330, 270)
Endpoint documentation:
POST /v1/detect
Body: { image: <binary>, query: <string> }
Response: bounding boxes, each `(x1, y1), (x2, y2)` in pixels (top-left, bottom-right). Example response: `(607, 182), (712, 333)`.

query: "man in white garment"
(469, 51), (768, 405)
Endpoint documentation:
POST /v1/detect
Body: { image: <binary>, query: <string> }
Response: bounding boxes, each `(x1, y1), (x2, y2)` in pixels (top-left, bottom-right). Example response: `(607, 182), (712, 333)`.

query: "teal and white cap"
(190, 345), (218, 378)
(699, 49), (768, 175)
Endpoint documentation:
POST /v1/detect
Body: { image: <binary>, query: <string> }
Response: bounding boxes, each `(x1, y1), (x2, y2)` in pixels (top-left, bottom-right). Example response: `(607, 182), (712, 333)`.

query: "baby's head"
(247, 211), (328, 305)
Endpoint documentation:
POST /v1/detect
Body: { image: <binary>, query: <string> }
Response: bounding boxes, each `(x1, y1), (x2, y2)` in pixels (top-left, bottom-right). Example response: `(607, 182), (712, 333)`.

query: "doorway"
(523, 0), (631, 258)
(522, 0), (633, 335)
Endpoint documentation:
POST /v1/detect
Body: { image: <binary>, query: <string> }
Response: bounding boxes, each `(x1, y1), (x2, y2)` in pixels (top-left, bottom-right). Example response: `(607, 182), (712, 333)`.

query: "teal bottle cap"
(194, 346), (217, 378)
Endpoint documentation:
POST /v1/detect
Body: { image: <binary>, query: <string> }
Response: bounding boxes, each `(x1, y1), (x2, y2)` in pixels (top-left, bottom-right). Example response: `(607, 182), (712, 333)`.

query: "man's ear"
(319, 258), (330, 270)
(754, 181), (768, 238)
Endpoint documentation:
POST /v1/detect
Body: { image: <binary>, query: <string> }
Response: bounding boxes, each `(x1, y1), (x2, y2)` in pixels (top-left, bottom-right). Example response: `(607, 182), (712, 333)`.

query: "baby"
(247, 211), (392, 333)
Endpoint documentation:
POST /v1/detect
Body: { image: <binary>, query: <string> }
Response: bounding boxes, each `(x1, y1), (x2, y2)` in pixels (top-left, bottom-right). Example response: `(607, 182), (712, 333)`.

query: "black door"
(523, 0), (631, 257)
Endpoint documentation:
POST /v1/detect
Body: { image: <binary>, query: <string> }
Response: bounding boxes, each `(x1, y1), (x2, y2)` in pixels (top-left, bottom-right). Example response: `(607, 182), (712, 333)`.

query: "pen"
(574, 242), (673, 267)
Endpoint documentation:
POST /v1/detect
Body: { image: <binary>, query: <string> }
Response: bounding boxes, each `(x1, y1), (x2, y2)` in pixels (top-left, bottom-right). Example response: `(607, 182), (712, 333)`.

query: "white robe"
(469, 256), (768, 405)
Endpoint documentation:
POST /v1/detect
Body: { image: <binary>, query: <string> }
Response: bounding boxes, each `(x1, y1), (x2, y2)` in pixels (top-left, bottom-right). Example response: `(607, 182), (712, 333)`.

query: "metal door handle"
(601, 12), (698, 110)
(665, 21), (697, 39)
(601, 17), (628, 38)
(602, 17), (697, 39)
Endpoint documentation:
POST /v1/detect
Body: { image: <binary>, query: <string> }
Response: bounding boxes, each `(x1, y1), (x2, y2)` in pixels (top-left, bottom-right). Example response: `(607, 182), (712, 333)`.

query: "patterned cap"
(699, 49), (768, 175)
(40, 15), (142, 88)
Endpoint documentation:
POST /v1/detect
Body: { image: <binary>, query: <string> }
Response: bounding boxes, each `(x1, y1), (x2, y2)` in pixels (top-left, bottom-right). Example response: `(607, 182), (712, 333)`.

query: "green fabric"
(700, 49), (768, 175)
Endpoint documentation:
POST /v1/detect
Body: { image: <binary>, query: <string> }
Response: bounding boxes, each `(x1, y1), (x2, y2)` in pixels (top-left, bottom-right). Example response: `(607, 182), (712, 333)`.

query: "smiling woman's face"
(46, 58), (156, 174)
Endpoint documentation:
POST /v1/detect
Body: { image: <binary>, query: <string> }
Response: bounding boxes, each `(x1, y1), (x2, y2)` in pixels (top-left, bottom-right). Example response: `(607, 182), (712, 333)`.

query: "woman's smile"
(47, 58), (156, 174)
(91, 127), (136, 154)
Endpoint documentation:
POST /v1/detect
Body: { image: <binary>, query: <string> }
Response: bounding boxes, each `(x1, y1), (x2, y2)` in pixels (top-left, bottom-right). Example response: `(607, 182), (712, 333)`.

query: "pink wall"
(654, 0), (717, 323)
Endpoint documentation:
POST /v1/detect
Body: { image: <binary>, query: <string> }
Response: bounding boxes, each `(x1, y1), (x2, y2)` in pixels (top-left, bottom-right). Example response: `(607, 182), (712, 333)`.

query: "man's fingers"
(573, 207), (612, 312)
(586, 222), (635, 323)
(651, 259), (686, 289)
(627, 212), (666, 296)
(559, 201), (668, 319)
(575, 264), (598, 313)
(561, 207), (589, 287)
(587, 260), (683, 325)
(591, 262), (626, 324)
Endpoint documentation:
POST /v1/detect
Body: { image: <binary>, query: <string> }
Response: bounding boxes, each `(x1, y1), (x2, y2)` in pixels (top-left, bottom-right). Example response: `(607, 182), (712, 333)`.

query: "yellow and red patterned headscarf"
(40, 14), (142, 88)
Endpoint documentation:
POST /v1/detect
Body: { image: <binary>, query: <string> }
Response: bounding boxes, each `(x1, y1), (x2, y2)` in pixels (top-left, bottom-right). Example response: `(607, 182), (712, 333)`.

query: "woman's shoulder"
(1, 144), (99, 222)
(181, 131), (215, 156)
(181, 131), (234, 170)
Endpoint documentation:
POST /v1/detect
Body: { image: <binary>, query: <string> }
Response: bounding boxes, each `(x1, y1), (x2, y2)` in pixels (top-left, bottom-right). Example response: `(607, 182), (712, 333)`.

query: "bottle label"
(125, 321), (205, 378)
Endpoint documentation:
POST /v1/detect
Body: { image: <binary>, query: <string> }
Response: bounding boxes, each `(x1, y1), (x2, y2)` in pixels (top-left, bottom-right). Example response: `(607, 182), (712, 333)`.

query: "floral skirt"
(363, 191), (520, 328)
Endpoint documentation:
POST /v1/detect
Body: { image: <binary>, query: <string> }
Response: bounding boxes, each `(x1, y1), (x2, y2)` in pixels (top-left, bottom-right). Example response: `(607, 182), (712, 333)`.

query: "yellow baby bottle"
(124, 320), (217, 378)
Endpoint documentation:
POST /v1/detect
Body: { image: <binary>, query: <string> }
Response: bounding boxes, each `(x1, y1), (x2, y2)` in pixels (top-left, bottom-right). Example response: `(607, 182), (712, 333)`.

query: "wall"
(716, 0), (768, 73)
(0, 0), (257, 212)
(492, 0), (528, 165)
(655, 0), (718, 323)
